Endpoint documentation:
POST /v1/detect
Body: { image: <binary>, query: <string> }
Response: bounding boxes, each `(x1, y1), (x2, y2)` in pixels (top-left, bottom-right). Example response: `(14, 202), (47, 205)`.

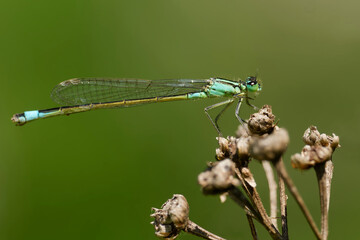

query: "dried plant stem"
(185, 220), (225, 240)
(314, 160), (334, 240)
(228, 186), (260, 219)
(228, 187), (259, 239)
(246, 214), (258, 240)
(262, 160), (278, 229)
(235, 168), (282, 240)
(274, 158), (322, 240)
(279, 174), (288, 239)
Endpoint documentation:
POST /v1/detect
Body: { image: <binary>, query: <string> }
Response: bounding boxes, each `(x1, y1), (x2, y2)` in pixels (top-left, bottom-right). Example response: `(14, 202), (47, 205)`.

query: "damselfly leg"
(204, 99), (235, 136)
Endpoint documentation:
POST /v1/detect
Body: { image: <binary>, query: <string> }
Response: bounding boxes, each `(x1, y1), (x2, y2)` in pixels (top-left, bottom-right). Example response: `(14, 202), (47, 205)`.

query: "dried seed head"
(330, 134), (340, 150)
(320, 134), (328, 146)
(198, 159), (240, 194)
(303, 126), (321, 145)
(151, 220), (178, 239)
(216, 136), (238, 160)
(291, 126), (340, 170)
(291, 145), (333, 170)
(217, 137), (229, 152)
(215, 148), (226, 160)
(215, 137), (229, 160)
(248, 105), (276, 135)
(167, 195), (189, 229)
(249, 128), (289, 161)
(290, 153), (312, 170)
(150, 194), (189, 239)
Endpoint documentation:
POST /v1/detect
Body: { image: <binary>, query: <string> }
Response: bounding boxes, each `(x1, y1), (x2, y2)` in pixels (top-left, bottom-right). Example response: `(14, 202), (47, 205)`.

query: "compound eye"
(246, 76), (259, 92)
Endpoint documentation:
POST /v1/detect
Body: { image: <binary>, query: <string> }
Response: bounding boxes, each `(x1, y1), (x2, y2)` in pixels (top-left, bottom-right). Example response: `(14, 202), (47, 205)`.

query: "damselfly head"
(245, 76), (262, 93)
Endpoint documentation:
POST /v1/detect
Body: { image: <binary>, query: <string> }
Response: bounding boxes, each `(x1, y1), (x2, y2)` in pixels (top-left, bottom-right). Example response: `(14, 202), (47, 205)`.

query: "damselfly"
(11, 77), (261, 134)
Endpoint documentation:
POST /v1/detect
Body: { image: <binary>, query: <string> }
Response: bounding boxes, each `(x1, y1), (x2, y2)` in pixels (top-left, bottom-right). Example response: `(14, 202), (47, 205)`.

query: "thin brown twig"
(274, 158), (322, 240)
(246, 214), (258, 240)
(227, 187), (259, 239)
(235, 168), (283, 240)
(185, 220), (226, 240)
(262, 160), (278, 229)
(279, 174), (288, 239)
(314, 160), (334, 240)
(228, 186), (260, 219)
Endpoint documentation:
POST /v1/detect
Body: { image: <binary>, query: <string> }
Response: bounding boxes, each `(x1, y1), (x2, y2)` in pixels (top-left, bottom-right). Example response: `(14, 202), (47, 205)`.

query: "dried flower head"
(249, 127), (289, 161)
(291, 126), (340, 170)
(198, 159), (240, 194)
(216, 137), (230, 160)
(151, 194), (190, 239)
(248, 105), (276, 135)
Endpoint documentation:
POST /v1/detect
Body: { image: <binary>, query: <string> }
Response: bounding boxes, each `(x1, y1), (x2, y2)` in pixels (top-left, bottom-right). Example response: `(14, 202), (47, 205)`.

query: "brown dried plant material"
(241, 167), (257, 188)
(290, 126), (340, 240)
(199, 105), (339, 240)
(198, 159), (240, 195)
(248, 105), (276, 135)
(291, 126), (340, 170)
(249, 127), (289, 161)
(151, 194), (189, 239)
(151, 195), (226, 240)
(215, 137), (230, 160)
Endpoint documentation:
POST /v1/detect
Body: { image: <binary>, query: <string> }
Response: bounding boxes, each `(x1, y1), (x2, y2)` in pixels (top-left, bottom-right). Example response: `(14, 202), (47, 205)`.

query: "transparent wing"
(51, 78), (210, 105)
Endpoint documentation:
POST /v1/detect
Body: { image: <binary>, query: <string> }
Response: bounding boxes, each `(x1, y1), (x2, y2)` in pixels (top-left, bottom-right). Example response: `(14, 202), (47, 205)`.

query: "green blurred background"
(1, 0), (359, 239)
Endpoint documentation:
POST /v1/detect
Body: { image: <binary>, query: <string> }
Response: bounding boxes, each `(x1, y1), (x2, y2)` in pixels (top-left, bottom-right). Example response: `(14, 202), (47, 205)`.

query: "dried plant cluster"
(151, 105), (339, 240)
